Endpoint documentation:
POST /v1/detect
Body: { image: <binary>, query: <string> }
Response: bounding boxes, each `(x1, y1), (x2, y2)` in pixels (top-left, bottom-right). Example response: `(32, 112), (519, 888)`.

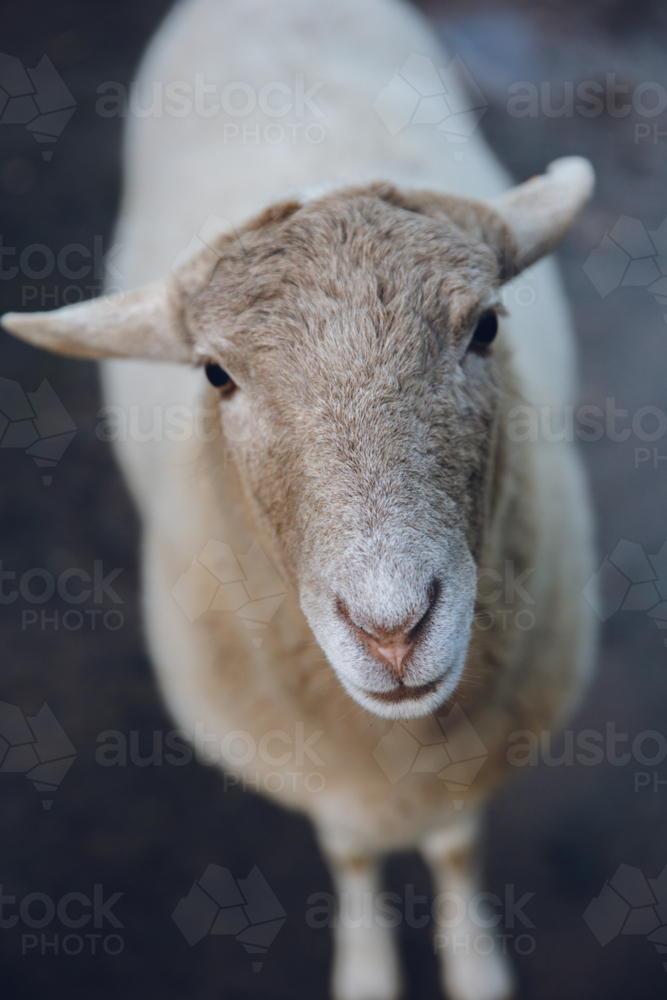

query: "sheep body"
(101, 0), (595, 818)
(3, 2), (597, 998)
(107, 7), (596, 997)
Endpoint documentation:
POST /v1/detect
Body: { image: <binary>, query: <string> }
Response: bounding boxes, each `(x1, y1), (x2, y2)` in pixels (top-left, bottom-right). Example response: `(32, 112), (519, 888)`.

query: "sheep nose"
(364, 636), (414, 680)
(337, 579), (440, 682)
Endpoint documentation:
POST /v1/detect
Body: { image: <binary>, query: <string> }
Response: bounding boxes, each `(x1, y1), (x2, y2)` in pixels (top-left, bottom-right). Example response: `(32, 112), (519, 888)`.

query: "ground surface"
(1, 0), (666, 997)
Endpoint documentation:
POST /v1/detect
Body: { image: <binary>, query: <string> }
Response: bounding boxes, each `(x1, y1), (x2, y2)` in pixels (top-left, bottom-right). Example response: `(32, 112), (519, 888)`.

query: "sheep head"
(2, 157), (594, 719)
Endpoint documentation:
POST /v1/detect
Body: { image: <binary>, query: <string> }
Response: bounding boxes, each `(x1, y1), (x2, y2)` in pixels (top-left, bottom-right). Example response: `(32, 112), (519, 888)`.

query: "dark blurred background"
(1, 0), (666, 997)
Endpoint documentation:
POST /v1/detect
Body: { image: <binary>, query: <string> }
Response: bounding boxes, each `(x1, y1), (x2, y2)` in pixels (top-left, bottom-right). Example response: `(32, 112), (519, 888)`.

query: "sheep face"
(186, 187), (509, 719)
(1, 159), (594, 720)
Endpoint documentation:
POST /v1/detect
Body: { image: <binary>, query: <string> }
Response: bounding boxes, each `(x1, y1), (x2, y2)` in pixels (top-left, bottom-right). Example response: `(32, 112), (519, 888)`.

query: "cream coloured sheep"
(1, 1), (597, 998)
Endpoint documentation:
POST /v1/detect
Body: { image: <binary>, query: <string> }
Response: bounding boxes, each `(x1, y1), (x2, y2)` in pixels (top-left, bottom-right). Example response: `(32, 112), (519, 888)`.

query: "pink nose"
(365, 637), (413, 680)
(335, 580), (440, 682)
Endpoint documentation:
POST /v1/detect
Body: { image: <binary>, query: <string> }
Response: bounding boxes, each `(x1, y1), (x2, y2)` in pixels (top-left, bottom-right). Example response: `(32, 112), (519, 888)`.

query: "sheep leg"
(421, 818), (515, 1000)
(320, 846), (402, 1000)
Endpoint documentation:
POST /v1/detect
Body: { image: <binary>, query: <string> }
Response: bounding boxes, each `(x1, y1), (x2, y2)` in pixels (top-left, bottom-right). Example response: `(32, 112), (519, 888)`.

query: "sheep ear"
(0, 279), (192, 362)
(493, 156), (594, 272)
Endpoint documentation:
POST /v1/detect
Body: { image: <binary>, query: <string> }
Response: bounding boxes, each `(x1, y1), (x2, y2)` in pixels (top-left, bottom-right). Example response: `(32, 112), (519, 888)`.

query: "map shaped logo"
(373, 53), (487, 158)
(171, 540), (287, 646)
(172, 864), (286, 971)
(584, 539), (667, 645)
(584, 863), (667, 972)
(0, 54), (76, 160)
(583, 215), (667, 321)
(0, 702), (77, 809)
(372, 704), (488, 805)
(0, 377), (77, 484)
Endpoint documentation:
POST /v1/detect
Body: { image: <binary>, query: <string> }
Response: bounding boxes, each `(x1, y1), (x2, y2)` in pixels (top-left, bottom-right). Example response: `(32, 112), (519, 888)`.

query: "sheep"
(1, 1), (598, 998)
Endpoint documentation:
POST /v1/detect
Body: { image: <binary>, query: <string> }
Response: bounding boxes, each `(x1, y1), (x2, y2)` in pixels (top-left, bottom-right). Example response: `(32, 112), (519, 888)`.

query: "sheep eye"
(471, 311), (498, 348)
(205, 362), (235, 393)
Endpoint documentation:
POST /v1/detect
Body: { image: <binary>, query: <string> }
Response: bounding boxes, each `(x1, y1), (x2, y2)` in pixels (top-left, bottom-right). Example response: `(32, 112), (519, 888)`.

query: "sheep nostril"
(410, 577), (440, 640)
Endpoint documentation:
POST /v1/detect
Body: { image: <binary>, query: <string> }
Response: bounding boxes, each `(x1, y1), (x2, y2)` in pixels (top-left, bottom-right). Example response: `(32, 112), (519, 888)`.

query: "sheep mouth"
(361, 679), (442, 704)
